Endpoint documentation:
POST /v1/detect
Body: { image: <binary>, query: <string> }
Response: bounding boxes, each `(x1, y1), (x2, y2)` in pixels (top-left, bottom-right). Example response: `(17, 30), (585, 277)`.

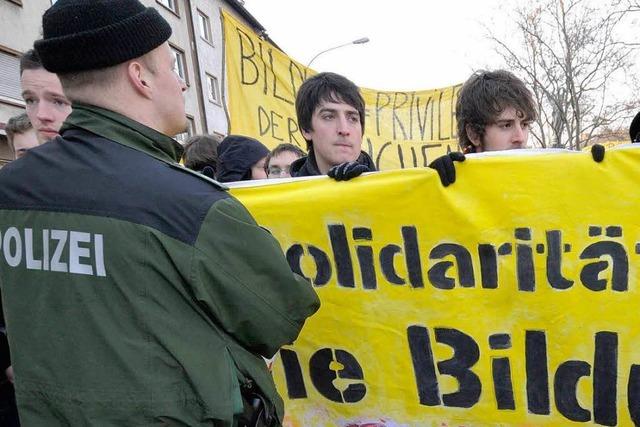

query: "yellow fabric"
(232, 146), (640, 426)
(223, 11), (459, 171)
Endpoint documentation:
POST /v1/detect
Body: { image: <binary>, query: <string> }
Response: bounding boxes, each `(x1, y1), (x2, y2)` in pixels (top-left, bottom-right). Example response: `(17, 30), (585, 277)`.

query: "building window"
(0, 50), (23, 104)
(206, 73), (220, 104)
(170, 45), (188, 85)
(175, 116), (195, 144)
(156, 0), (178, 15)
(198, 11), (212, 43)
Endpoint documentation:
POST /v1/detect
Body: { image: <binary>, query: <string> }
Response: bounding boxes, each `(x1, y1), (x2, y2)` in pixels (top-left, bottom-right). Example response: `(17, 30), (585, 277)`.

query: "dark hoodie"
(216, 135), (270, 183)
(630, 110), (640, 143)
(290, 150), (377, 177)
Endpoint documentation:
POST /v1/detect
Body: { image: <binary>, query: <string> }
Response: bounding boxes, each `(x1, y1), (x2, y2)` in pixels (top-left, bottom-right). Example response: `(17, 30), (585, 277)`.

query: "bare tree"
(489, 0), (638, 149)
(620, 0), (640, 12)
(616, 0), (640, 46)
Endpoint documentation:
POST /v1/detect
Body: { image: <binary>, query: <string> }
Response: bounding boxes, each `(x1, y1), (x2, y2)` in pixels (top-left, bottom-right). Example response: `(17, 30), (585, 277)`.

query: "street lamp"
(305, 37), (370, 69)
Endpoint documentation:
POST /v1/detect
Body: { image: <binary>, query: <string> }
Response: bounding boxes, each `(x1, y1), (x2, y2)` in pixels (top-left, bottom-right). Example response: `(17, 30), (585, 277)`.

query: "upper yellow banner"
(231, 146), (640, 426)
(223, 11), (460, 171)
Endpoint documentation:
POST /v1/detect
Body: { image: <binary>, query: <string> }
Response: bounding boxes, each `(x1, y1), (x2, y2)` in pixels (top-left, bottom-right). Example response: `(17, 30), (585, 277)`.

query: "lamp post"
(305, 37), (370, 69)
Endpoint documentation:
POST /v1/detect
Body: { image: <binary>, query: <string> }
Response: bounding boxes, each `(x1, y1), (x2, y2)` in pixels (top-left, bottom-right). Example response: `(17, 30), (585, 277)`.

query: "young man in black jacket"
(291, 72), (376, 181)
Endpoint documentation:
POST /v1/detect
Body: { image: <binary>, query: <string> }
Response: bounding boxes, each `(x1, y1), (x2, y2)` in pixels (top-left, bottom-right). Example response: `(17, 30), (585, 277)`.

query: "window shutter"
(0, 52), (21, 101)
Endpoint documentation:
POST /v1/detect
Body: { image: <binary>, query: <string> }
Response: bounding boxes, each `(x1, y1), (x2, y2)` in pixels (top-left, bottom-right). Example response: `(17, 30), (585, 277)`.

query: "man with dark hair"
(5, 113), (38, 159)
(0, 1), (319, 425)
(18, 50), (41, 74)
(429, 69), (537, 186)
(265, 143), (305, 179)
(290, 72), (376, 181)
(19, 49), (71, 144)
(457, 69), (536, 154)
(182, 134), (222, 178)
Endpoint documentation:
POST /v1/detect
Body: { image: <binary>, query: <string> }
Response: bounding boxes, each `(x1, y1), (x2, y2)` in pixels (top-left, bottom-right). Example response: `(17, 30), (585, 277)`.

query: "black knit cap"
(34, 0), (172, 74)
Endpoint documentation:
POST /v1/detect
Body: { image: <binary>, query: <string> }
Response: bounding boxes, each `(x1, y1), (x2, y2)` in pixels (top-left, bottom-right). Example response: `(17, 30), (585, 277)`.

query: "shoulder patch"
(169, 163), (229, 191)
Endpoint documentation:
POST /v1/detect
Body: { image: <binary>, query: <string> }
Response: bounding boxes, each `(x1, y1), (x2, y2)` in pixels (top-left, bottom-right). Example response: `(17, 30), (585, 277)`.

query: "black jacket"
(290, 150), (377, 177)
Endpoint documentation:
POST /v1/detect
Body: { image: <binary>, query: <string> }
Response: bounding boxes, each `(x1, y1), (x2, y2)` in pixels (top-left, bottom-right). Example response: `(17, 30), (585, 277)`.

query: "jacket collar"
(290, 150), (321, 176)
(290, 150), (377, 177)
(61, 103), (184, 164)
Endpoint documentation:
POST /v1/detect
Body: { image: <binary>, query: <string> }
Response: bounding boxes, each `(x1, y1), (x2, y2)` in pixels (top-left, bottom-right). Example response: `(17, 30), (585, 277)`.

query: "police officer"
(0, 1), (319, 425)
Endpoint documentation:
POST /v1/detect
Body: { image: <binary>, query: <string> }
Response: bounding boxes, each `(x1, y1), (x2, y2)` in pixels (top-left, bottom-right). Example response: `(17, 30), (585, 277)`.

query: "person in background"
(216, 134), (270, 182)
(265, 143), (305, 179)
(182, 134), (222, 179)
(19, 49), (71, 144)
(5, 113), (39, 159)
(429, 69), (537, 186)
(0, 113), (40, 427)
(291, 72), (376, 181)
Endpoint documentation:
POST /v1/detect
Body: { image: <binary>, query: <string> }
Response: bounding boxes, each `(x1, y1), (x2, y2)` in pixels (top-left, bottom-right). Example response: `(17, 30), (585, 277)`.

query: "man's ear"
(127, 60), (152, 99)
(465, 124), (482, 148)
(301, 127), (314, 141)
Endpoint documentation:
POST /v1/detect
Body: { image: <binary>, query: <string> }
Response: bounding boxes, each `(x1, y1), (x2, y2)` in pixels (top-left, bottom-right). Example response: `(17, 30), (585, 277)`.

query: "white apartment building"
(0, 0), (273, 165)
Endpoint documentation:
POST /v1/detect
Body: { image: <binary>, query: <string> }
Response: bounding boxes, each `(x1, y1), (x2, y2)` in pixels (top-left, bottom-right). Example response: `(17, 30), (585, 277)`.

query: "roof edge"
(223, 0), (282, 51)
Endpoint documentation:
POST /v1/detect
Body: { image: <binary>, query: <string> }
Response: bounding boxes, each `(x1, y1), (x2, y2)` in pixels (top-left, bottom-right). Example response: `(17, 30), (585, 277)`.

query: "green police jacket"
(0, 104), (320, 426)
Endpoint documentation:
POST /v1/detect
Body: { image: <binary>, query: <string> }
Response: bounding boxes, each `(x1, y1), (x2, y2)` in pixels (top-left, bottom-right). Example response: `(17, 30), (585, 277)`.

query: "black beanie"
(34, 0), (172, 74)
(216, 135), (270, 183)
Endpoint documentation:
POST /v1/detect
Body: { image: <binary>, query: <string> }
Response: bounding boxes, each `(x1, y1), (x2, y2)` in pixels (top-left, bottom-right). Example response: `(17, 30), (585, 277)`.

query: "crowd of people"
(179, 67), (633, 189)
(0, 1), (638, 426)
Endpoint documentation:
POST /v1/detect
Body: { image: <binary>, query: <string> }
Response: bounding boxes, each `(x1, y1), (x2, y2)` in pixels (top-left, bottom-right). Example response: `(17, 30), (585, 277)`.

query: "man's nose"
(513, 124), (527, 143)
(337, 116), (351, 136)
(36, 102), (55, 123)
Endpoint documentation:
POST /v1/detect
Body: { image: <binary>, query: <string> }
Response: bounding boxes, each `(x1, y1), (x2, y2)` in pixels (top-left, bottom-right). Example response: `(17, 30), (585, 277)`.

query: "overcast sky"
(242, 0), (509, 91)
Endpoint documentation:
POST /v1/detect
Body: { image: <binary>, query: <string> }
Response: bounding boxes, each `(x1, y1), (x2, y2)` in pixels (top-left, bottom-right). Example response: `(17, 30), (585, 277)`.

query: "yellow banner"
(222, 11), (459, 171)
(231, 146), (640, 426)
